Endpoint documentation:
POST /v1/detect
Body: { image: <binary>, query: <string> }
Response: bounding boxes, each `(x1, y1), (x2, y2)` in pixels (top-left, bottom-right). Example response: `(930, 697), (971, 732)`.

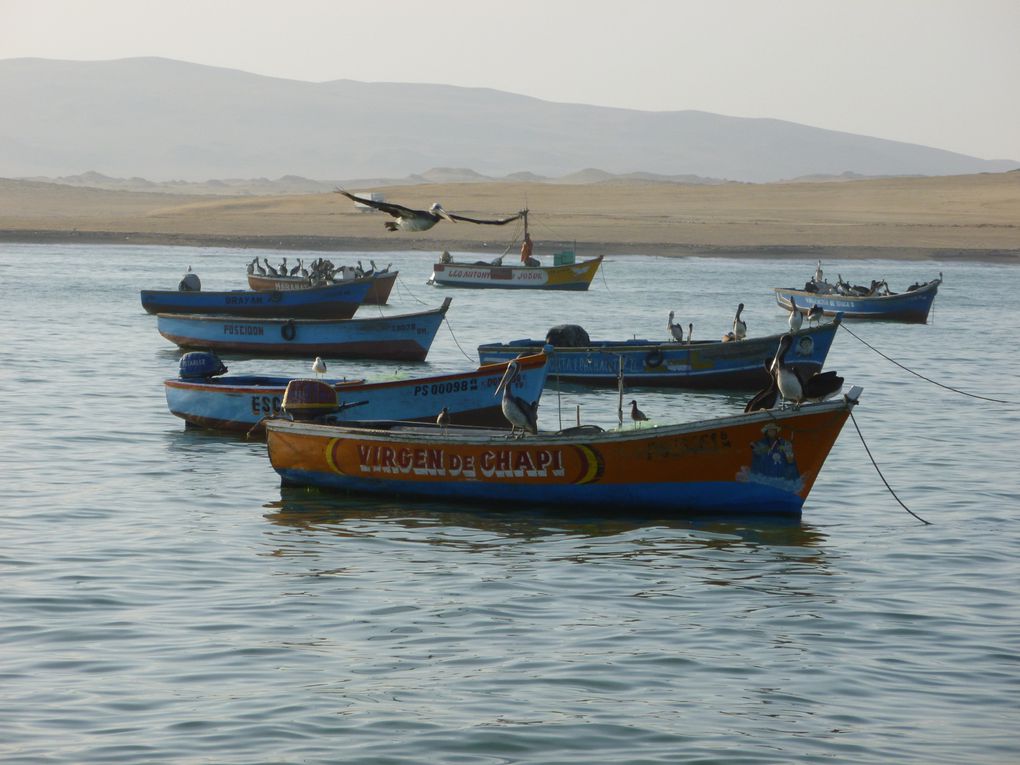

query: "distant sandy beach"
(1, 173), (1018, 263)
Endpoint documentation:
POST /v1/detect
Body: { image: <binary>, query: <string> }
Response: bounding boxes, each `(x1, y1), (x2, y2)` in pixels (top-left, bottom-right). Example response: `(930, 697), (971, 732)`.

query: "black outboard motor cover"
(179, 351), (228, 379)
(545, 324), (591, 347)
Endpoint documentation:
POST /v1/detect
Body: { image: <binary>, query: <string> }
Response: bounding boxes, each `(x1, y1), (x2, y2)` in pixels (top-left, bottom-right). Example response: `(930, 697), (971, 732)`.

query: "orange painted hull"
(266, 392), (860, 516)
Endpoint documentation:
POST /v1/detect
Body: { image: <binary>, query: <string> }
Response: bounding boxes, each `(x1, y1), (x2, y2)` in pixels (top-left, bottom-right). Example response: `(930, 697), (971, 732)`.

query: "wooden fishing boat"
(427, 209), (603, 291)
(155, 298), (452, 361)
(477, 319), (841, 389)
(429, 255), (603, 291)
(140, 279), (370, 319)
(246, 270), (398, 305)
(265, 386), (863, 516)
(165, 349), (550, 433)
(775, 271), (942, 323)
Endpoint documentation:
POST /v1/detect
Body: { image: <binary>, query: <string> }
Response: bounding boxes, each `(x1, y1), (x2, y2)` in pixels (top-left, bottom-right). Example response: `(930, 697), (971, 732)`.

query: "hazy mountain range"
(2, 56), (1017, 190)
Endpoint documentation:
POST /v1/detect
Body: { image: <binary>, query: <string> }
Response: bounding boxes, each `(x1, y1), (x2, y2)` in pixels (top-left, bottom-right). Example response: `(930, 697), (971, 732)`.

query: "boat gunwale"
(265, 395), (858, 447)
(477, 320), (840, 355)
(155, 297), (452, 325)
(773, 278), (940, 304)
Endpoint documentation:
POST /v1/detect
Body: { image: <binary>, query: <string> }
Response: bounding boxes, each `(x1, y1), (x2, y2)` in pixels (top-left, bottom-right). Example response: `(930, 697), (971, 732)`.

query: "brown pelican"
(687, 323), (694, 343)
(278, 257), (288, 275)
(290, 259), (303, 277)
(814, 260), (824, 283)
(255, 259), (267, 275)
(629, 400), (649, 425)
(732, 303), (747, 341)
(744, 361), (779, 413)
(246, 257), (257, 275)
(788, 295), (803, 332)
(667, 311), (685, 342)
(264, 258), (279, 276)
(772, 334), (843, 408)
(495, 360), (538, 437)
(336, 189), (523, 232)
(807, 305), (824, 326)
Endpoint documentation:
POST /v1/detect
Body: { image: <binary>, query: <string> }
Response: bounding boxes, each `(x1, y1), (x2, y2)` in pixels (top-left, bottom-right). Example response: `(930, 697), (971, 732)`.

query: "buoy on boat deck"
(282, 379), (339, 421)
(178, 351), (228, 379)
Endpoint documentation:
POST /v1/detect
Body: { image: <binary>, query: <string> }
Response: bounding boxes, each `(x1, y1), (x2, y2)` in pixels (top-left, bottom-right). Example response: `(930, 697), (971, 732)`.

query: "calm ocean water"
(2, 242), (1018, 764)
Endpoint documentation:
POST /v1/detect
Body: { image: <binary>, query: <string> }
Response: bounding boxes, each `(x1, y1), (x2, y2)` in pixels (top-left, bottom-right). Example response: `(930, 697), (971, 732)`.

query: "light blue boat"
(156, 298), (451, 361)
(165, 348), (551, 434)
(775, 275), (941, 323)
(478, 319), (840, 389)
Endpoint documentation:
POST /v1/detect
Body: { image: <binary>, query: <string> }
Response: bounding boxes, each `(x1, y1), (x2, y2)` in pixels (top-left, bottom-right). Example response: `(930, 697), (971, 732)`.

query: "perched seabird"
(290, 259), (303, 277)
(772, 334), (843, 408)
(667, 311), (685, 342)
(436, 407), (449, 434)
(629, 399), (649, 426)
(336, 189), (523, 232)
(744, 361), (779, 413)
(247, 257), (257, 275)
(312, 357), (327, 378)
(788, 295), (803, 332)
(732, 303), (747, 341)
(814, 260), (824, 283)
(687, 323), (694, 343)
(278, 257), (288, 275)
(495, 360), (538, 437)
(264, 258), (279, 276)
(807, 305), (824, 326)
(255, 259), (267, 275)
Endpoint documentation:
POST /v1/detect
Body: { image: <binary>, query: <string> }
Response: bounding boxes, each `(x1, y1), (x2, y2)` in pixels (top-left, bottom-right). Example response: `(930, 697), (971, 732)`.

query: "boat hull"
(429, 256), (603, 290)
(775, 279), (940, 323)
(165, 351), (550, 433)
(156, 298), (451, 361)
(247, 272), (397, 305)
(478, 321), (840, 389)
(266, 394), (859, 516)
(140, 280), (370, 318)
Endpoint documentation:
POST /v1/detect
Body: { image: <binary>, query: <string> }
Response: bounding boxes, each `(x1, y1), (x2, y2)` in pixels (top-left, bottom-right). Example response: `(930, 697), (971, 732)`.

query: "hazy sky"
(3, 0), (1018, 160)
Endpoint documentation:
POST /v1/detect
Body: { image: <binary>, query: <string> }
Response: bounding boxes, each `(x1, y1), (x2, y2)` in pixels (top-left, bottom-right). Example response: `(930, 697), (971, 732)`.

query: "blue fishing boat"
(477, 319), (840, 389)
(156, 298), (452, 361)
(775, 269), (942, 323)
(141, 278), (371, 319)
(165, 348), (550, 434)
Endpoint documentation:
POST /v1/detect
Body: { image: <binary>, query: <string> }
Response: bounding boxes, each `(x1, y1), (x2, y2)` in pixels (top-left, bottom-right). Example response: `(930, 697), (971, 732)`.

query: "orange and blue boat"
(265, 386), (862, 516)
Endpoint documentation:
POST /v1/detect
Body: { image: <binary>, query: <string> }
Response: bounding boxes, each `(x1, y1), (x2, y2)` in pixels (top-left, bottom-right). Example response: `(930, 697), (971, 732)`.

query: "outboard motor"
(178, 269), (201, 291)
(282, 379), (339, 421)
(545, 324), (591, 347)
(178, 351), (228, 379)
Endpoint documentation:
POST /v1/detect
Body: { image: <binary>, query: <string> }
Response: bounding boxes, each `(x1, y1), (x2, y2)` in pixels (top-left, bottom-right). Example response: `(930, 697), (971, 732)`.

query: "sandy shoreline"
(2, 174), (1018, 263)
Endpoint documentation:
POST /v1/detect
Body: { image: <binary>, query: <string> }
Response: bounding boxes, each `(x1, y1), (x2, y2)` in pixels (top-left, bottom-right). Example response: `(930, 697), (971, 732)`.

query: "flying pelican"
(312, 357), (327, 378)
(336, 189), (523, 232)
(772, 334), (844, 409)
(788, 295), (803, 332)
(495, 360), (538, 437)
(436, 407), (450, 434)
(667, 311), (685, 342)
(629, 400), (649, 426)
(732, 303), (747, 341)
(807, 305), (824, 326)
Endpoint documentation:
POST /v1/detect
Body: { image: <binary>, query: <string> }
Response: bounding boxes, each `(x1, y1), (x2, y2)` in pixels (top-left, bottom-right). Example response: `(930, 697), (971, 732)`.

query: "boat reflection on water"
(262, 486), (828, 552)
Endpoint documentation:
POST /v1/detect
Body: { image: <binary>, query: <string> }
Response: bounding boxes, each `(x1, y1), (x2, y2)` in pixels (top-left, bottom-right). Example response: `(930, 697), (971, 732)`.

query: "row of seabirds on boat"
(246, 256), (392, 283)
(803, 260), (935, 297)
(665, 301), (820, 344)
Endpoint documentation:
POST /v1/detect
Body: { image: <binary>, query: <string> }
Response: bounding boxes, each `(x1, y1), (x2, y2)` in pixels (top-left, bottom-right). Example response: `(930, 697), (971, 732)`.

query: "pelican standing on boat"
(495, 360), (538, 437)
(788, 295), (803, 332)
(336, 189), (523, 232)
(772, 334), (844, 409)
(667, 311), (685, 342)
(732, 303), (747, 341)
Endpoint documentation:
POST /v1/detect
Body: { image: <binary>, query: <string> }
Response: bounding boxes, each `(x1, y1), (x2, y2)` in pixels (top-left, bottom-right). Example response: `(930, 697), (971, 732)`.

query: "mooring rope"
(839, 323), (1013, 405)
(395, 273), (430, 305)
(849, 409), (931, 525)
(443, 316), (477, 363)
